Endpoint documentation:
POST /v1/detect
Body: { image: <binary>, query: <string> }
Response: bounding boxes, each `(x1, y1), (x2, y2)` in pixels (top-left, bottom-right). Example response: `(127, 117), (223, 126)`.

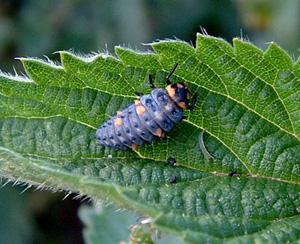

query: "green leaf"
(1, 33), (300, 243)
(79, 203), (138, 244)
(121, 225), (155, 244)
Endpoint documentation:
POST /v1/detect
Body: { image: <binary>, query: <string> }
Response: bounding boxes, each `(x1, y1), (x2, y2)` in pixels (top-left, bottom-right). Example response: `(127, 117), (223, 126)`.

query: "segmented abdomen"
(96, 88), (183, 150)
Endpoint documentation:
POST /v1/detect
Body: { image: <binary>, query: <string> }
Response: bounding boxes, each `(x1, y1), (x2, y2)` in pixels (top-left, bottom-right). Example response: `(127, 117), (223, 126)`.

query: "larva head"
(165, 82), (190, 109)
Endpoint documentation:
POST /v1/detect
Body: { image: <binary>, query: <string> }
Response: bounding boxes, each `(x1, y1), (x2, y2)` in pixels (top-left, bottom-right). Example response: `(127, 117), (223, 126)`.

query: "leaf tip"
(265, 42), (293, 69)
(15, 57), (27, 65)
(295, 55), (300, 71)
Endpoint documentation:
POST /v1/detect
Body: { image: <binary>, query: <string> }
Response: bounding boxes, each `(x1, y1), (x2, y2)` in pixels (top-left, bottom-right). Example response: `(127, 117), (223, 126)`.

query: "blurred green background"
(0, 0), (299, 243)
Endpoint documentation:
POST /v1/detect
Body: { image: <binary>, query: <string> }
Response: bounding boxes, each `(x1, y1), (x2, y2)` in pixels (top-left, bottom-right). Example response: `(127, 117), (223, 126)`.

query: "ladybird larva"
(96, 63), (197, 150)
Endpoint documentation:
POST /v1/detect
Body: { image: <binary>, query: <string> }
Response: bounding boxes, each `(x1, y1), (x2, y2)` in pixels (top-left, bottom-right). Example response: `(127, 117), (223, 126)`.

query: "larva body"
(95, 64), (197, 150)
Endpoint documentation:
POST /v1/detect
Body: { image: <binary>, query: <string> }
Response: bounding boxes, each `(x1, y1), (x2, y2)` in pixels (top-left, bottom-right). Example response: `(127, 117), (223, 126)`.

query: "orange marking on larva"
(166, 85), (175, 98)
(130, 144), (138, 150)
(134, 100), (141, 105)
(161, 131), (166, 138)
(153, 127), (163, 137)
(177, 101), (187, 109)
(114, 117), (123, 126)
(177, 83), (183, 88)
(136, 105), (146, 115)
(116, 110), (123, 115)
(187, 93), (190, 99)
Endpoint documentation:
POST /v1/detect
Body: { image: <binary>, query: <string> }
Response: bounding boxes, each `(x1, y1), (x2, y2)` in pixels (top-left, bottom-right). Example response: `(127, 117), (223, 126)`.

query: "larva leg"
(199, 130), (215, 161)
(180, 115), (187, 121)
(134, 92), (144, 97)
(148, 75), (155, 89)
(187, 92), (197, 111)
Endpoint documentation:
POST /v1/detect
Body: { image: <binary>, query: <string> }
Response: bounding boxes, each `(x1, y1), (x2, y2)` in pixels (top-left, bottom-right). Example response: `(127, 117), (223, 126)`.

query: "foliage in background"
(79, 203), (182, 244)
(79, 203), (139, 244)
(1, 0), (299, 72)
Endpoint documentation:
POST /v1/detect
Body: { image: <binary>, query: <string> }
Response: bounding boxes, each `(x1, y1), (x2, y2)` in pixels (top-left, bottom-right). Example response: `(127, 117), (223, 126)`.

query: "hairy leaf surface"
(1, 34), (300, 243)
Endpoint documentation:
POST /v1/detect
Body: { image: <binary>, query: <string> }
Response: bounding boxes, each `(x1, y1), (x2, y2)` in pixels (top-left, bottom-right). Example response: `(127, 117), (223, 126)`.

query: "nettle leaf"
(1, 33), (300, 243)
